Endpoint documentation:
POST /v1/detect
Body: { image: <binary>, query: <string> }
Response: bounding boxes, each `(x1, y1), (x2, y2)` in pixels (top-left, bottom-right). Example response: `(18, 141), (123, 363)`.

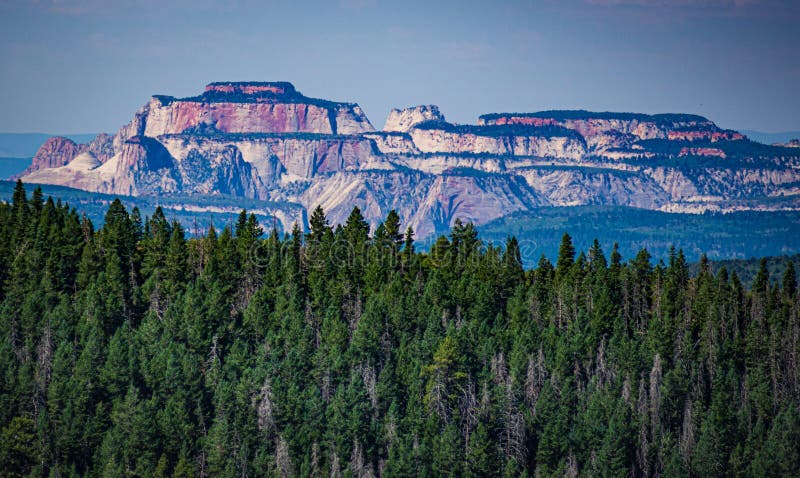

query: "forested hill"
(1, 180), (799, 477)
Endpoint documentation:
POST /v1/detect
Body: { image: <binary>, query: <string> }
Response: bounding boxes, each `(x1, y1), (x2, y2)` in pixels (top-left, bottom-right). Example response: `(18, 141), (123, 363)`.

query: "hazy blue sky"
(0, 0), (797, 134)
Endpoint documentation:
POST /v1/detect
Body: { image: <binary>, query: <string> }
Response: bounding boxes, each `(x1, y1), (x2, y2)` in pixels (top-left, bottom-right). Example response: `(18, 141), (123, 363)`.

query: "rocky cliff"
(384, 105), (445, 132)
(19, 133), (116, 178)
(19, 81), (800, 238)
(407, 121), (587, 158)
(479, 111), (746, 154)
(22, 137), (81, 175)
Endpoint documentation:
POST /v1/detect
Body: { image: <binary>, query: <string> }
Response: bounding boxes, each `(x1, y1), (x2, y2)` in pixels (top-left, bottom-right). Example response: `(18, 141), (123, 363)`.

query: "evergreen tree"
(556, 232), (575, 280)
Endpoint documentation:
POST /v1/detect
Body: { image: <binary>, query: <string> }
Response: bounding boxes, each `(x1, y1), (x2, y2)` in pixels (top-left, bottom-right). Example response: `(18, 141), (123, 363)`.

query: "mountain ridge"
(16, 81), (800, 238)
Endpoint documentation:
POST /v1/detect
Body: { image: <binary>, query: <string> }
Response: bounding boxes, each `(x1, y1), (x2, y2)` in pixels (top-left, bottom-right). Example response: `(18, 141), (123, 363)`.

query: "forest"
(0, 180), (799, 477)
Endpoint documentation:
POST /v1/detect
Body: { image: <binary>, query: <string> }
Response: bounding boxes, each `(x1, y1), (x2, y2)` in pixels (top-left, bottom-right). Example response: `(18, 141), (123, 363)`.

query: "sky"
(0, 0), (798, 134)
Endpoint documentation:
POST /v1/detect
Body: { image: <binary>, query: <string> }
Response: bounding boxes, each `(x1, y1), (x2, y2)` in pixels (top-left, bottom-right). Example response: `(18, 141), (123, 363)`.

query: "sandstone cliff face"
(645, 167), (701, 202)
(22, 137), (82, 176)
(126, 84), (374, 138)
(515, 167), (667, 208)
(298, 170), (547, 238)
(19, 82), (800, 238)
(103, 136), (181, 196)
(480, 114), (666, 141)
(668, 130), (745, 142)
(689, 168), (800, 199)
(478, 112), (743, 148)
(408, 126), (586, 159)
(396, 154), (505, 175)
(298, 170), (431, 230)
(142, 100), (337, 136)
(362, 132), (420, 154)
(86, 133), (115, 163)
(410, 173), (547, 237)
(20, 133), (118, 179)
(383, 105), (445, 132)
(22, 152), (106, 192)
(159, 134), (387, 186)
(177, 144), (264, 198)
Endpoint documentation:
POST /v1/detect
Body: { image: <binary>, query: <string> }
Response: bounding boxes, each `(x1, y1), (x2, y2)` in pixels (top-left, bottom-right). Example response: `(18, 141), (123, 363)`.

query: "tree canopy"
(0, 180), (798, 477)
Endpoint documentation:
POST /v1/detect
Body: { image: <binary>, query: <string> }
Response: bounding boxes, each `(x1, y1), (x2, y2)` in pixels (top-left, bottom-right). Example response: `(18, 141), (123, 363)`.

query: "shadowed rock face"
(19, 82), (800, 237)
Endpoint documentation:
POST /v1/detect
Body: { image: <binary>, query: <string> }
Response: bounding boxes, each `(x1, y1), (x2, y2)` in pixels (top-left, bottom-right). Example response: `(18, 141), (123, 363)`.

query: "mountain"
(17, 81), (800, 239)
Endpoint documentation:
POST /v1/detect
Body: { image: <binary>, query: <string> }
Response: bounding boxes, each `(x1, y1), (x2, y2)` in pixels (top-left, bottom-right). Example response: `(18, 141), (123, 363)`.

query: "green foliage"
(0, 182), (799, 477)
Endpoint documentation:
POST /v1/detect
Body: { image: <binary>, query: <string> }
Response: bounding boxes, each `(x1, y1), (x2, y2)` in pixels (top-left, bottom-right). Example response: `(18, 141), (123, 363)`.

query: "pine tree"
(783, 261), (796, 297)
(384, 209), (403, 247)
(556, 232), (575, 280)
(309, 205), (330, 242)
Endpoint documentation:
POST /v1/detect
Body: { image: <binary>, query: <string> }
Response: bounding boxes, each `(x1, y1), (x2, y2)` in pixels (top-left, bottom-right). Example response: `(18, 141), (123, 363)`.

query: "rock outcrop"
(19, 81), (800, 238)
(383, 105), (445, 132)
(478, 111), (746, 154)
(408, 122), (587, 158)
(137, 82), (373, 137)
(20, 132), (123, 178)
(22, 137), (82, 176)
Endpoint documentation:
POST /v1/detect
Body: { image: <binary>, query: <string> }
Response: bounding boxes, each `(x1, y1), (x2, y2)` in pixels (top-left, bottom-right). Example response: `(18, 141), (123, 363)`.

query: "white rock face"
(516, 167), (668, 208)
(645, 167), (701, 201)
(408, 127), (586, 159)
(67, 152), (102, 170)
(362, 133), (420, 154)
(335, 104), (375, 134)
(559, 118), (666, 141)
(409, 173), (548, 237)
(383, 105), (445, 132)
(23, 152), (106, 191)
(298, 170), (433, 232)
(297, 169), (548, 238)
(396, 155), (506, 175)
(160, 135), (389, 187)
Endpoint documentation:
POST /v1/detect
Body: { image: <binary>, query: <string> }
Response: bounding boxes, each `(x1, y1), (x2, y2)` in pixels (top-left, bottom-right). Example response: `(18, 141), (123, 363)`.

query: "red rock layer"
(679, 147), (727, 158)
(144, 101), (335, 136)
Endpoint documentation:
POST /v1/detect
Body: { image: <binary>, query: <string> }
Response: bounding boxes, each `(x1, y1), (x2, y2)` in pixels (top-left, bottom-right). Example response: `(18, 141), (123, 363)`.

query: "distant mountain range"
(740, 130), (800, 145)
(7, 81), (800, 251)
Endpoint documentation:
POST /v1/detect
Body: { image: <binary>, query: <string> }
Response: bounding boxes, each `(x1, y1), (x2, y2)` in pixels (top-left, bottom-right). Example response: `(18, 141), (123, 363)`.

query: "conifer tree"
(556, 232), (575, 280)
